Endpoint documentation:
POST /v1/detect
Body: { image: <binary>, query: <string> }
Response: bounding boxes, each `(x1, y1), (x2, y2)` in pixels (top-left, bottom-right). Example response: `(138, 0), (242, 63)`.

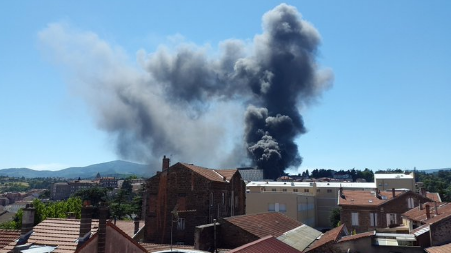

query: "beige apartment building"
(375, 172), (415, 191)
(246, 173), (416, 229)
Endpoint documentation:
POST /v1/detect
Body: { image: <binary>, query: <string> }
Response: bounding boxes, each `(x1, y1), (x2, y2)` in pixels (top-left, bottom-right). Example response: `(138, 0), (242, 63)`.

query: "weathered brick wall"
(341, 191), (434, 233)
(194, 223), (220, 252)
(430, 214), (451, 246)
(144, 163), (246, 245)
(217, 218), (259, 249)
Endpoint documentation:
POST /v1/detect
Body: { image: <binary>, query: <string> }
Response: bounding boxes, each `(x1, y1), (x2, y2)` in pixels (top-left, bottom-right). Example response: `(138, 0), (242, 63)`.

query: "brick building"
(51, 180), (99, 200)
(144, 157), (246, 245)
(339, 188), (433, 233)
(403, 202), (451, 248)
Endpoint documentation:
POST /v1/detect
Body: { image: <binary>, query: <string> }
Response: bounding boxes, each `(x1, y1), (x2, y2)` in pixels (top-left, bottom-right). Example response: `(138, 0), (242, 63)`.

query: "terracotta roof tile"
(27, 218), (99, 253)
(338, 190), (402, 207)
(114, 220), (144, 238)
(181, 163), (237, 183)
(403, 202), (451, 223)
(426, 242), (451, 253)
(337, 231), (374, 242)
(224, 212), (302, 238)
(427, 192), (442, 202)
(306, 224), (347, 252)
(0, 229), (20, 249)
(227, 235), (301, 253)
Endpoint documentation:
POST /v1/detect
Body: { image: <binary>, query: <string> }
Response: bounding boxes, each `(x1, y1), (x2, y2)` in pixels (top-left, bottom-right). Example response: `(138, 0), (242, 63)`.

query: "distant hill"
(0, 160), (155, 179)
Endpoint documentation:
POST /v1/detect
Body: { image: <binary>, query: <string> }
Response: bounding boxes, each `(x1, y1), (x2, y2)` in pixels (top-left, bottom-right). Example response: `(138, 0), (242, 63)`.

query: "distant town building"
(50, 180), (99, 200)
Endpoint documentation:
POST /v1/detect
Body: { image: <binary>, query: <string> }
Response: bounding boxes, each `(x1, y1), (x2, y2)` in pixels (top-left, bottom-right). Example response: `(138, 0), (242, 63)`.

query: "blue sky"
(1, 1), (450, 172)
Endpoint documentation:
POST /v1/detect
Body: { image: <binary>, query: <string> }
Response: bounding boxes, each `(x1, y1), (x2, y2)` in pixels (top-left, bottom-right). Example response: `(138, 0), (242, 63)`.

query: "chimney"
(78, 201), (93, 247)
(392, 188), (395, 198)
(419, 202), (423, 210)
(425, 204), (431, 219)
(420, 188), (427, 197)
(435, 201), (439, 215)
(162, 155), (170, 171)
(134, 217), (140, 235)
(18, 204), (35, 244)
(97, 203), (109, 253)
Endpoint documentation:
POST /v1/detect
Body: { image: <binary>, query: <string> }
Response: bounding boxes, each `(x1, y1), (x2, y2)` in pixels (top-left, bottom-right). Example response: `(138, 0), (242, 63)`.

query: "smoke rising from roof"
(38, 4), (332, 177)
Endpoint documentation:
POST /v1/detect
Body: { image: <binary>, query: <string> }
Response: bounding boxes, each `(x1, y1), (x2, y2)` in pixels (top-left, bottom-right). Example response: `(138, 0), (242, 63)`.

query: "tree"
(329, 207), (341, 227)
(72, 187), (108, 205)
(0, 198), (82, 229)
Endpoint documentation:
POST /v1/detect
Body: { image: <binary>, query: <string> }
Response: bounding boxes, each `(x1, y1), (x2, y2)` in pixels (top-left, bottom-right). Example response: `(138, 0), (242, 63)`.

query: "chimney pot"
(392, 188), (395, 198)
(78, 204), (93, 247)
(425, 204), (431, 219)
(162, 155), (170, 171)
(421, 188), (427, 197)
(134, 217), (140, 235)
(20, 204), (35, 240)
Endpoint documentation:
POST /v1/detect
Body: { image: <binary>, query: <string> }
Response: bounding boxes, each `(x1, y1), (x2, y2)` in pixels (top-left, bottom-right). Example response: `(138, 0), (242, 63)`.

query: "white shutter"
(370, 213), (378, 227)
(352, 212), (359, 226)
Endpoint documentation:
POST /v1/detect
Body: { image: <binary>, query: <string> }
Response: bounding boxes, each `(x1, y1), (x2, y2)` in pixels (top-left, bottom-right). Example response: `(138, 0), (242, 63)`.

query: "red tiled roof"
(0, 229), (20, 249)
(306, 224), (346, 252)
(337, 231), (374, 243)
(27, 218), (99, 253)
(180, 163), (237, 183)
(338, 190), (402, 207)
(114, 220), (144, 238)
(427, 192), (442, 202)
(227, 235), (301, 253)
(425, 242), (451, 253)
(224, 212), (302, 238)
(403, 202), (451, 223)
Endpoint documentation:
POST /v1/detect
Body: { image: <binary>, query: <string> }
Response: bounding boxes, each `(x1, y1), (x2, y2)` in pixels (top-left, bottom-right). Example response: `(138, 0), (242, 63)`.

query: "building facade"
(339, 189), (433, 233)
(51, 180), (99, 200)
(144, 157), (246, 245)
(246, 181), (376, 228)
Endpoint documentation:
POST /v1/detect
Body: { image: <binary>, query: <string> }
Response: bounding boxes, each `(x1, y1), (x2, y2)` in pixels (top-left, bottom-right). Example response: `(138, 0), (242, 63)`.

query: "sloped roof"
(180, 163), (238, 183)
(227, 235), (301, 253)
(0, 211), (15, 224)
(114, 220), (144, 238)
(338, 190), (402, 207)
(27, 218), (99, 253)
(337, 231), (375, 243)
(305, 224), (347, 252)
(223, 212), (302, 238)
(403, 202), (451, 223)
(0, 229), (20, 249)
(425, 242), (451, 253)
(277, 224), (322, 252)
(75, 222), (148, 253)
(427, 192), (442, 202)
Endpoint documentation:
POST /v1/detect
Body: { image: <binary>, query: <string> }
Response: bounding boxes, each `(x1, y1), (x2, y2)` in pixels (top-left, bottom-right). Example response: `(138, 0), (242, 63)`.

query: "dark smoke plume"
(38, 4), (332, 177)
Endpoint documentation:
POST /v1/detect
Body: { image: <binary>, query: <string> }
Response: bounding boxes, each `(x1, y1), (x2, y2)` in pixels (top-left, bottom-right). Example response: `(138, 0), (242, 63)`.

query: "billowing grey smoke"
(235, 4), (332, 179)
(38, 4), (332, 177)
